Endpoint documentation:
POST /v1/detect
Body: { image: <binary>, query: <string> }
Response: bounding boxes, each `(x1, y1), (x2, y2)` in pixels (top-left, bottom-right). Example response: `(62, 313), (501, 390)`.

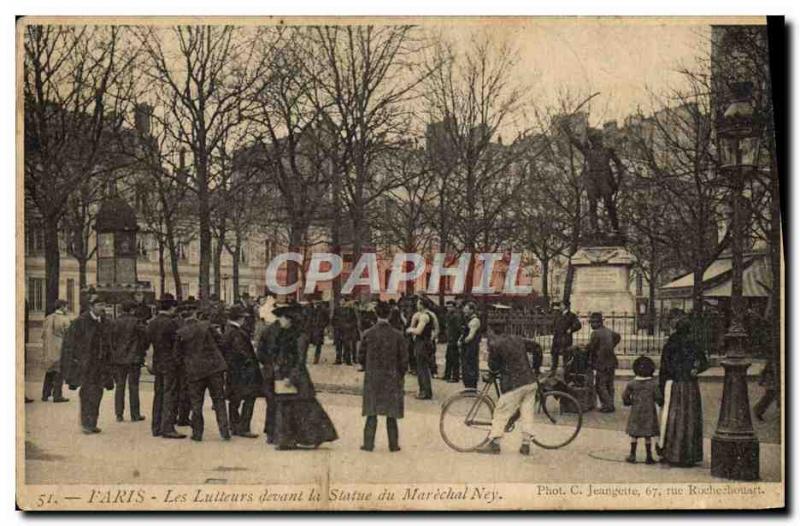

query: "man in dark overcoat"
(443, 301), (463, 383)
(310, 302), (329, 364)
(332, 302), (358, 365)
(175, 306), (231, 441)
(221, 305), (263, 437)
(145, 294), (186, 439)
(109, 301), (147, 422)
(359, 301), (408, 452)
(61, 297), (114, 434)
(586, 312), (621, 412)
(550, 301), (582, 373)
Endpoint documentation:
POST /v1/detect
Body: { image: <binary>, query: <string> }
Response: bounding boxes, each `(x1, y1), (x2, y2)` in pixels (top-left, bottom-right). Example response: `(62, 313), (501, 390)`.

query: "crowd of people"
(31, 290), (778, 463)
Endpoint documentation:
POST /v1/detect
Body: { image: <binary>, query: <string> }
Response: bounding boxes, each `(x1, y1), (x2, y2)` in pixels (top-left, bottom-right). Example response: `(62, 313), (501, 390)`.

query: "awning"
(658, 253), (772, 299)
(660, 258), (732, 291)
(703, 257), (772, 298)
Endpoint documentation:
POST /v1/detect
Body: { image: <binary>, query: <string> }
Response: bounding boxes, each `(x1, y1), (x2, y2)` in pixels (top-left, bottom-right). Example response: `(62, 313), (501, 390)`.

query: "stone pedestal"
(570, 246), (636, 316)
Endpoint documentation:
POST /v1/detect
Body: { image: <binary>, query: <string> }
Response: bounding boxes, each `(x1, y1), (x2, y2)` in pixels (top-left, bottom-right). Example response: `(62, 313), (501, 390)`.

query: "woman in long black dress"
(266, 304), (338, 450)
(658, 317), (709, 466)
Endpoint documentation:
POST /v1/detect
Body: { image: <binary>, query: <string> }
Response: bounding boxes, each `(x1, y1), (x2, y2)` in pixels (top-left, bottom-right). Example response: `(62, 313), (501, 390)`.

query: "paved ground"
(23, 372), (781, 486)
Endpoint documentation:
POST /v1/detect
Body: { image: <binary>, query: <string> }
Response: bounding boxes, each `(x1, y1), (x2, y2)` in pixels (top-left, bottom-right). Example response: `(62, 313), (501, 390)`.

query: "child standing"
(622, 356), (663, 464)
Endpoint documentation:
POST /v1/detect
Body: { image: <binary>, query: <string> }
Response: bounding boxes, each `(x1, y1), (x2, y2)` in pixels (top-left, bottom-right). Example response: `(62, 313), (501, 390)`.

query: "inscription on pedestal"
(576, 267), (625, 292)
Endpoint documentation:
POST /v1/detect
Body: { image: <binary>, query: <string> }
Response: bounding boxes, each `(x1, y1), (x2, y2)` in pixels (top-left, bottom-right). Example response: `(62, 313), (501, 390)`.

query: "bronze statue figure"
(567, 126), (625, 236)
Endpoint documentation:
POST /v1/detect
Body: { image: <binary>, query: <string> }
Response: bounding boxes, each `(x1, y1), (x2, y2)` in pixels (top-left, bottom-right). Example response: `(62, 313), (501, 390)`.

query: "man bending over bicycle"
(476, 320), (538, 456)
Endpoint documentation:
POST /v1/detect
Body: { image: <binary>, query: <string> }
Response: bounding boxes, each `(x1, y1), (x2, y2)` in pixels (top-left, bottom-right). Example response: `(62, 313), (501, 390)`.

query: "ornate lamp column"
(710, 80), (760, 481)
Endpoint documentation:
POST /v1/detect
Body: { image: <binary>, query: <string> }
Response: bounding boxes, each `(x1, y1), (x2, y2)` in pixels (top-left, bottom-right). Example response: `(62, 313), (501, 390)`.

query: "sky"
(436, 18), (714, 128)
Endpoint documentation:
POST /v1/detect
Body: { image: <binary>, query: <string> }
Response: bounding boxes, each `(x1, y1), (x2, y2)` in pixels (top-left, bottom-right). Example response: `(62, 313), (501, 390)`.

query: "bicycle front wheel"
(530, 390), (583, 449)
(439, 391), (495, 452)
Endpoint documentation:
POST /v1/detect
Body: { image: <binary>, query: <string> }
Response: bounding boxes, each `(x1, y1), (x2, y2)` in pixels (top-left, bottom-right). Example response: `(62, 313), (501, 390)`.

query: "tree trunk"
(287, 224), (304, 300)
(158, 238), (166, 298)
(213, 236), (224, 300)
(165, 241), (182, 301)
(330, 159), (342, 306)
(77, 257), (88, 311)
(232, 232), (241, 303)
(43, 216), (61, 316)
(197, 174), (211, 300)
(648, 271), (657, 336)
(692, 266), (704, 315)
(540, 256), (550, 305)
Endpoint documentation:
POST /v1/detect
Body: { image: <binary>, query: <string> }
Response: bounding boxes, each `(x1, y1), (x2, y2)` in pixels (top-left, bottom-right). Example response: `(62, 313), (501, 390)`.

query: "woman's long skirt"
(662, 380), (704, 466)
(274, 397), (339, 448)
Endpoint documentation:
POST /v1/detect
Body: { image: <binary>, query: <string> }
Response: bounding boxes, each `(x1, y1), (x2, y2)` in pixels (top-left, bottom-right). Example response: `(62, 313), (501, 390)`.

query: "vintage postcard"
(16, 15), (785, 511)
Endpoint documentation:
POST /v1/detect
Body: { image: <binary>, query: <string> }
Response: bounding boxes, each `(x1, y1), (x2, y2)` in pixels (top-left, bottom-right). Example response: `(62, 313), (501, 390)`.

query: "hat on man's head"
(272, 302), (303, 318)
(158, 293), (177, 311)
(590, 312), (604, 322)
(54, 299), (69, 310)
(374, 301), (391, 319)
(228, 305), (248, 320)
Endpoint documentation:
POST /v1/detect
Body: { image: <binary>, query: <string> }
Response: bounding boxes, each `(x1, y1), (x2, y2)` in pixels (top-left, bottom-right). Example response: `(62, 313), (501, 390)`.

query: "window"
(636, 274), (644, 297)
(27, 278), (44, 312)
(176, 241), (188, 261)
(66, 279), (75, 312)
(25, 225), (45, 256)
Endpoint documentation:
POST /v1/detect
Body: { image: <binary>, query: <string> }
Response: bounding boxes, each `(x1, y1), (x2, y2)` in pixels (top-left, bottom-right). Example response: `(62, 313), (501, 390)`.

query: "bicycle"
(439, 369), (583, 452)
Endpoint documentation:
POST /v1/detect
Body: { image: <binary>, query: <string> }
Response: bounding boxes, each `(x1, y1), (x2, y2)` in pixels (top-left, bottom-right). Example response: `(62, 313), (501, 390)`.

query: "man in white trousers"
(476, 319), (538, 456)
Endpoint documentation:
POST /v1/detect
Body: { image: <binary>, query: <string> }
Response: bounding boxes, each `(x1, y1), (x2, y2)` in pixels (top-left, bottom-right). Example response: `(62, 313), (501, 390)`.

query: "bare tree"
(137, 25), (268, 299)
(511, 134), (570, 304)
(372, 139), (437, 294)
(422, 33), (532, 292)
(308, 25), (434, 273)
(24, 25), (139, 313)
(625, 85), (727, 314)
(247, 27), (334, 297)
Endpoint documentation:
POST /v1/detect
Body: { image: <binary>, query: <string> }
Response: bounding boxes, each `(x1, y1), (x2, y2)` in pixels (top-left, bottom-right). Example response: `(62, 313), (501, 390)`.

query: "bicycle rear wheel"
(530, 390), (582, 449)
(439, 392), (495, 452)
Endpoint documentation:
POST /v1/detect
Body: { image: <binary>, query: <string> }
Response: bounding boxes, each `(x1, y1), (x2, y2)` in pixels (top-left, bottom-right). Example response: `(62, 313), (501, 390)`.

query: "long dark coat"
(268, 323), (338, 447)
(61, 312), (113, 388)
(309, 306), (328, 346)
(146, 313), (181, 374)
(176, 320), (228, 382)
(552, 311), (582, 351)
(268, 325), (315, 399)
(360, 321), (408, 418)
(587, 326), (621, 371)
(110, 314), (147, 366)
(333, 306), (359, 343)
(220, 322), (264, 399)
(658, 326), (709, 465)
(622, 377), (663, 437)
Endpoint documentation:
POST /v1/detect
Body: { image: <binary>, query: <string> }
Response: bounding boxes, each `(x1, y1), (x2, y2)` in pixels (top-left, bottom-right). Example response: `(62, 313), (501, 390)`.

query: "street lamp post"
(710, 80), (760, 481)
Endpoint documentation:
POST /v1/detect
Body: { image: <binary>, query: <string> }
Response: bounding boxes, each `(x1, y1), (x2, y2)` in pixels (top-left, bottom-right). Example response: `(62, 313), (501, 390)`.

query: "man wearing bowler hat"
(221, 305), (263, 438)
(109, 300), (147, 422)
(587, 312), (621, 413)
(176, 305), (231, 441)
(146, 294), (186, 439)
(61, 295), (114, 434)
(359, 301), (407, 452)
